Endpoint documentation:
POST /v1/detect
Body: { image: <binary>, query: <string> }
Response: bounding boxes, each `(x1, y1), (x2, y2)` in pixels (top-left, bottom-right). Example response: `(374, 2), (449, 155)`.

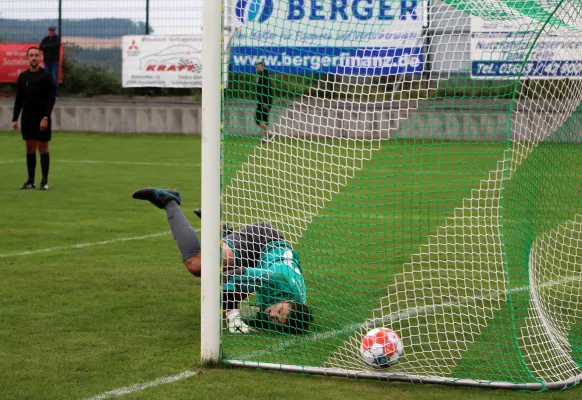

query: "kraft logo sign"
(139, 45), (202, 73)
(236, 0), (274, 24)
(236, 0), (418, 23)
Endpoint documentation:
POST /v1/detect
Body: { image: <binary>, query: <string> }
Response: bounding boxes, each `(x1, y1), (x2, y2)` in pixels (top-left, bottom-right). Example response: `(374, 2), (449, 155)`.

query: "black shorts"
(255, 104), (271, 126)
(224, 222), (284, 269)
(21, 113), (52, 142)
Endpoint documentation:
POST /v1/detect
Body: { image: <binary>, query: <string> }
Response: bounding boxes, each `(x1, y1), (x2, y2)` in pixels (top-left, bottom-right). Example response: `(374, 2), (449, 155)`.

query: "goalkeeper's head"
(263, 300), (313, 334)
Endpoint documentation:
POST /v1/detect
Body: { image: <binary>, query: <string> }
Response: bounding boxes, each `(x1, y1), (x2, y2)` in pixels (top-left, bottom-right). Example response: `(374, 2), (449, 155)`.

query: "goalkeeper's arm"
(222, 268), (265, 310)
(222, 270), (266, 334)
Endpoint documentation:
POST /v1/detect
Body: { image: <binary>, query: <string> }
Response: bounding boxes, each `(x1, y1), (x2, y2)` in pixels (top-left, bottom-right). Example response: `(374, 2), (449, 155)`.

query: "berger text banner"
(230, 0), (425, 74)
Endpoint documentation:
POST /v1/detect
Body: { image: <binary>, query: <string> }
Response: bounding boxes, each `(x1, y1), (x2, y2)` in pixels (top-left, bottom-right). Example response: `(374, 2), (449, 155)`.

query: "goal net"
(213, 0), (582, 390)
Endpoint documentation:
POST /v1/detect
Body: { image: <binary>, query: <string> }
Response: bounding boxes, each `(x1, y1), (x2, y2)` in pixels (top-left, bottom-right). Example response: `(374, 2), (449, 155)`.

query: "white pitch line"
(0, 159), (200, 167)
(85, 370), (198, 400)
(0, 232), (170, 258)
(57, 159), (201, 167)
(241, 274), (582, 359)
(2, 159), (573, 177)
(93, 273), (580, 400)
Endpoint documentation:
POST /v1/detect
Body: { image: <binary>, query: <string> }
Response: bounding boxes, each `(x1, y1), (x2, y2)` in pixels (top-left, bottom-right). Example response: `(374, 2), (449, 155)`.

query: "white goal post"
(200, 0), (222, 363)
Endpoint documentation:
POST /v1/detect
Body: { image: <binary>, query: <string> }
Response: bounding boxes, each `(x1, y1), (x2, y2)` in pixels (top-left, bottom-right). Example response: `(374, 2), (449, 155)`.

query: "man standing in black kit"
(39, 26), (61, 95)
(11, 47), (57, 190)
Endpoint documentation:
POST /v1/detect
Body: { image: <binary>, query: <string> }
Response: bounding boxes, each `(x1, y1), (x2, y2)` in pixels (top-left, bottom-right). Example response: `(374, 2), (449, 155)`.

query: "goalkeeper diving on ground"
(132, 188), (313, 335)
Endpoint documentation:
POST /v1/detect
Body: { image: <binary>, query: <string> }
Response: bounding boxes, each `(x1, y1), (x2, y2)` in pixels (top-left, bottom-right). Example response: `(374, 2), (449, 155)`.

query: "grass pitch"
(0, 131), (580, 399)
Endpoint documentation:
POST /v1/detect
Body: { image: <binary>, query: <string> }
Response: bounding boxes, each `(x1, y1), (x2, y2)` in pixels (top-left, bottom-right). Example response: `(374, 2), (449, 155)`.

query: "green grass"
(220, 126), (582, 386)
(0, 132), (581, 399)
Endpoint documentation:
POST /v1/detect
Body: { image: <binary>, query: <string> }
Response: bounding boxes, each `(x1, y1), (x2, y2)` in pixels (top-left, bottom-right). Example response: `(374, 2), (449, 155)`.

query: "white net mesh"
(218, 0), (582, 390)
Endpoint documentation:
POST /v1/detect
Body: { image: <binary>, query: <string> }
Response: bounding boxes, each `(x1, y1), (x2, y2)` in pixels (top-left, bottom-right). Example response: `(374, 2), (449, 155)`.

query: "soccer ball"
(361, 327), (404, 368)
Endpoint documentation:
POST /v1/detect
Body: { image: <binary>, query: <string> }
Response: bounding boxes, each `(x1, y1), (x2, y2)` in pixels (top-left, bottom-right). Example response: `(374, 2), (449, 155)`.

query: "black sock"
(26, 153), (36, 183)
(165, 201), (201, 261)
(40, 153), (50, 183)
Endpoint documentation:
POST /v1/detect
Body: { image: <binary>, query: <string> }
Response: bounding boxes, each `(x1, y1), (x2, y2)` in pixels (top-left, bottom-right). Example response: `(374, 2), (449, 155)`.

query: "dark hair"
(26, 46), (40, 56)
(285, 302), (313, 334)
(257, 61), (264, 67)
(248, 302), (313, 334)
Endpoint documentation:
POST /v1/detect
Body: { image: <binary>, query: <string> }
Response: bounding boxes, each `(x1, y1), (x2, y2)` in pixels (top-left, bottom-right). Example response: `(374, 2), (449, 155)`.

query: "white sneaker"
(227, 309), (252, 334)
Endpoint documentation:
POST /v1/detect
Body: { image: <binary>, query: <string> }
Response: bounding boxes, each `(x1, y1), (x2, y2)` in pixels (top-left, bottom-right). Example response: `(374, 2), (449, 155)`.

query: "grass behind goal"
(221, 128), (582, 386)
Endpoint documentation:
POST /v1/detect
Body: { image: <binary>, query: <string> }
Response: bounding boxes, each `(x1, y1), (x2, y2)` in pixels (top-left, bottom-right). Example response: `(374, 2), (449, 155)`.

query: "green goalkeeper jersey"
(223, 240), (307, 309)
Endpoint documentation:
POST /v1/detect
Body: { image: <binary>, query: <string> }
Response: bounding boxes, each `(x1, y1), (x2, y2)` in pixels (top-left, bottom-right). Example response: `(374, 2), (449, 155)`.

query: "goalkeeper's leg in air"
(132, 188), (313, 335)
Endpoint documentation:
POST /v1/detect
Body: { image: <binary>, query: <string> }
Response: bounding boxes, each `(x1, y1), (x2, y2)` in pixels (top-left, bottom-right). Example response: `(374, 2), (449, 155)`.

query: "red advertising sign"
(0, 43), (63, 83)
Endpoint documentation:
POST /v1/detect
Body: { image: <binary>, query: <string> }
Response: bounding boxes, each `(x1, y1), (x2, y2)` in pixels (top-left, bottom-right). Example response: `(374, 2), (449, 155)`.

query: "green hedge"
(59, 55), (201, 98)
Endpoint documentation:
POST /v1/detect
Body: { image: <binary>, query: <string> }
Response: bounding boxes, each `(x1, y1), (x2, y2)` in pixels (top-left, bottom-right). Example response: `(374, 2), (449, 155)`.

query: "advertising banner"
(122, 36), (203, 88)
(0, 43), (63, 83)
(230, 0), (425, 75)
(471, 15), (582, 79)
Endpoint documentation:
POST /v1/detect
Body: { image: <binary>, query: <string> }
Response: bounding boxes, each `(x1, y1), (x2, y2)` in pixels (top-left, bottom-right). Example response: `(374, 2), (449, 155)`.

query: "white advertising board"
(122, 36), (203, 88)
(471, 14), (582, 79)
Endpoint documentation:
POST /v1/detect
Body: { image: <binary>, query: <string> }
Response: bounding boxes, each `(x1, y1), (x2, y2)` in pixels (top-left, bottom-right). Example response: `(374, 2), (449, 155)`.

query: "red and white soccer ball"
(361, 327), (404, 368)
